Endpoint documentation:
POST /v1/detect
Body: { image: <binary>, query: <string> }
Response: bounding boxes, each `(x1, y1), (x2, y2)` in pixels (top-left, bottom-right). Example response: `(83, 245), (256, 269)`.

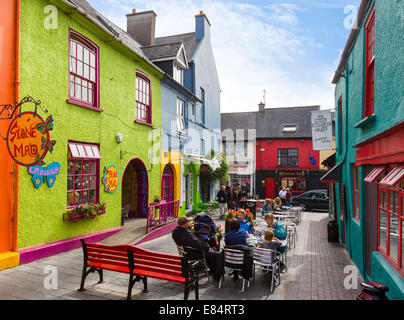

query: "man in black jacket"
(217, 185), (228, 218)
(172, 216), (223, 281)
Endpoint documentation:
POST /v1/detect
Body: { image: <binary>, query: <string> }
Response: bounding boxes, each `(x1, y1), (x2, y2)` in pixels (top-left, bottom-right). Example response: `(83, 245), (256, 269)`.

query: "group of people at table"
(172, 208), (287, 283)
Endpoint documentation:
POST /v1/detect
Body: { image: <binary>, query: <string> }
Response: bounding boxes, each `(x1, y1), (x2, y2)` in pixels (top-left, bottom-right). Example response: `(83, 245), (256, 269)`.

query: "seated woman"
(225, 219), (248, 247)
(235, 209), (254, 235)
(272, 197), (282, 211)
(263, 213), (287, 241)
(261, 198), (273, 217)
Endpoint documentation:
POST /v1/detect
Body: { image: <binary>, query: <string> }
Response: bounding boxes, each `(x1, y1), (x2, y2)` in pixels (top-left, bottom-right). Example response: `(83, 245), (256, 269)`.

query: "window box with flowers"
(63, 202), (107, 222)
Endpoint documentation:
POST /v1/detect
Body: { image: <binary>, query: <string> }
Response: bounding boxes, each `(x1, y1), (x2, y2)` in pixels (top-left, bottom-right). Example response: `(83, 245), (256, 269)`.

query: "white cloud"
(89, 0), (336, 112)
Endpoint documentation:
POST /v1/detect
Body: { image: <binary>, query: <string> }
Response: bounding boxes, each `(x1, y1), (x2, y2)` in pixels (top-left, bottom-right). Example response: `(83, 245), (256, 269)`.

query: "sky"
(87, 0), (362, 113)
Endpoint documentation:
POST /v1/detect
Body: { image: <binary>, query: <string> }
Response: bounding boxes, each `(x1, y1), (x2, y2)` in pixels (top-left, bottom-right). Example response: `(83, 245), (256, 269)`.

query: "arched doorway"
(121, 158), (149, 225)
(161, 164), (174, 203)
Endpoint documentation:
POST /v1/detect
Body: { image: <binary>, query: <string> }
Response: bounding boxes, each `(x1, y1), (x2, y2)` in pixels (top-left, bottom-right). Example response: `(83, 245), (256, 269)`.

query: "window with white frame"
(173, 63), (183, 85)
(177, 99), (185, 133)
(236, 142), (247, 157)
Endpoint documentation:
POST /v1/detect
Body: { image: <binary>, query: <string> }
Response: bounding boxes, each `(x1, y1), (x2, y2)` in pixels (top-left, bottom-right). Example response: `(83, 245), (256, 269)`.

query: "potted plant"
(150, 195), (162, 206)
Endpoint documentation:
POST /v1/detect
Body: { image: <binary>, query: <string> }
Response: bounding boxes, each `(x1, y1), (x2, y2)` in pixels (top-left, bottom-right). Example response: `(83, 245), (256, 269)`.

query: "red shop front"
(355, 121), (404, 278)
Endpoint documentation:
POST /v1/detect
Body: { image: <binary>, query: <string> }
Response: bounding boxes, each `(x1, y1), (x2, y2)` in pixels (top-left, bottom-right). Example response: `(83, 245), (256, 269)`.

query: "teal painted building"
(332, 0), (404, 299)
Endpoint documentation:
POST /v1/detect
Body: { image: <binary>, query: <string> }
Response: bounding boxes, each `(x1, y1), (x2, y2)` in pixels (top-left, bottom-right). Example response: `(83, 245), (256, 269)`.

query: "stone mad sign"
(311, 110), (333, 151)
(7, 112), (51, 167)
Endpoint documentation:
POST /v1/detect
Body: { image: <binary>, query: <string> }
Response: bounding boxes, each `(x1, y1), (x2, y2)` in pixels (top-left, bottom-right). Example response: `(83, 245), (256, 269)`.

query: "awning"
(364, 166), (385, 183)
(321, 152), (336, 169)
(379, 166), (404, 186)
(320, 162), (341, 183)
(183, 153), (221, 170)
(68, 142), (102, 159)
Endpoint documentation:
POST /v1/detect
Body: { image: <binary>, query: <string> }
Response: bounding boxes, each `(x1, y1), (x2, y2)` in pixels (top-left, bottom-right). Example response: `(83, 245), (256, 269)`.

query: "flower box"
(63, 202), (107, 222)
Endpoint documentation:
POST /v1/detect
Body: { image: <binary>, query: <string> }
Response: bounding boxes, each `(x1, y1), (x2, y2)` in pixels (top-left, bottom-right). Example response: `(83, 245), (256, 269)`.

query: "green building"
(15, 0), (164, 263)
(332, 0), (404, 299)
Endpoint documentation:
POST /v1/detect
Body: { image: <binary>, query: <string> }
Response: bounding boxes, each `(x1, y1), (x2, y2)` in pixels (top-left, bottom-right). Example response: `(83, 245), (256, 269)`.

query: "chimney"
(195, 11), (211, 40)
(258, 102), (265, 112)
(126, 10), (157, 46)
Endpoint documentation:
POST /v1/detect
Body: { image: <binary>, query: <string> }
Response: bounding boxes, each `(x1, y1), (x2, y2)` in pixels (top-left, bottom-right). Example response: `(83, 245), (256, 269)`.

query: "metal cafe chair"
(176, 245), (209, 280)
(219, 248), (250, 292)
(252, 247), (281, 293)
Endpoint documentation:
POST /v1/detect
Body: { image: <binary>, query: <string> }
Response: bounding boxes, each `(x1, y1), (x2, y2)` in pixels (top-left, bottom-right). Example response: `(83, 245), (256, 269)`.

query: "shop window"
(353, 165), (360, 222)
(67, 142), (101, 208)
(364, 5), (375, 118)
(278, 148), (298, 167)
(68, 30), (99, 109)
(136, 71), (152, 125)
(280, 177), (306, 193)
(377, 175), (404, 276)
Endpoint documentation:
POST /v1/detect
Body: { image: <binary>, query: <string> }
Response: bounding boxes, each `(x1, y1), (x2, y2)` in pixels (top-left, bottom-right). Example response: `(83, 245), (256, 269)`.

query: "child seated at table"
(258, 230), (282, 251)
(258, 230), (287, 272)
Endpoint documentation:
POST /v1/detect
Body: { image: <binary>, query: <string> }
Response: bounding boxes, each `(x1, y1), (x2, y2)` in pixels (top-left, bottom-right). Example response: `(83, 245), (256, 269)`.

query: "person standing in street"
(279, 187), (287, 206)
(227, 186), (236, 210)
(217, 185), (228, 218)
(285, 188), (292, 207)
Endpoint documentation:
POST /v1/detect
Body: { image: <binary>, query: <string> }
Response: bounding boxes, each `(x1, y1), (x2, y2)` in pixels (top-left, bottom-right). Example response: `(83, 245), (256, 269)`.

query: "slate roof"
(154, 33), (201, 61)
(221, 106), (322, 139)
(65, 0), (160, 70)
(141, 42), (183, 61)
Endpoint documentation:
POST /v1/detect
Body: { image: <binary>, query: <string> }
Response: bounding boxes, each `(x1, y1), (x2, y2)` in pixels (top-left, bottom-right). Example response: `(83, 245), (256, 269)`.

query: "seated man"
(172, 216), (223, 281)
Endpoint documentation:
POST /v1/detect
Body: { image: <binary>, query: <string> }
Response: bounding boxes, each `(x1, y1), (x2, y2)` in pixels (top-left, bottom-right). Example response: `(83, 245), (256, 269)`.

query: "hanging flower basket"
(63, 202), (107, 222)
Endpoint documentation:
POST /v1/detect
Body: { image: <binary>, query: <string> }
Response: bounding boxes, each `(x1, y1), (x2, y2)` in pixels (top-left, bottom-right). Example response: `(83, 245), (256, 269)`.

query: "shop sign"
(102, 165), (120, 193)
(139, 165), (148, 217)
(28, 162), (61, 188)
(311, 110), (333, 151)
(6, 112), (55, 166)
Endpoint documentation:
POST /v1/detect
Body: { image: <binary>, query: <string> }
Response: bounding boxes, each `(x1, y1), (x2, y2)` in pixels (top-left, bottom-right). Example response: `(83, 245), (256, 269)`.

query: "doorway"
(121, 158), (149, 225)
(265, 177), (275, 199)
(186, 166), (193, 212)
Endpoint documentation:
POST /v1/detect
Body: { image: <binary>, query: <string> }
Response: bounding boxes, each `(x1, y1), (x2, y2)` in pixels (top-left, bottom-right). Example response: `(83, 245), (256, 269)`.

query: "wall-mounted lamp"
(116, 133), (123, 144)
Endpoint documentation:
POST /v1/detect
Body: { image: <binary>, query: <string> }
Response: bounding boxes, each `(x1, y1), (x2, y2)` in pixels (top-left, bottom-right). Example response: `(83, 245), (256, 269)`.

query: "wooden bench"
(78, 239), (200, 300)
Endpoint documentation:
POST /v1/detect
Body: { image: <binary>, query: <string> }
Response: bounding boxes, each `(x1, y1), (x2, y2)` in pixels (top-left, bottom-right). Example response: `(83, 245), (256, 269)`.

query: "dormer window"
(283, 125), (297, 133)
(173, 63), (183, 85)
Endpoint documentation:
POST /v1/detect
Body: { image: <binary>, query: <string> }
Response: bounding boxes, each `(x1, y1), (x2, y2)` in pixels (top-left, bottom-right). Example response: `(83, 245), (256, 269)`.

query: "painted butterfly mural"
(28, 162), (61, 188)
(41, 136), (56, 154)
(36, 115), (54, 134)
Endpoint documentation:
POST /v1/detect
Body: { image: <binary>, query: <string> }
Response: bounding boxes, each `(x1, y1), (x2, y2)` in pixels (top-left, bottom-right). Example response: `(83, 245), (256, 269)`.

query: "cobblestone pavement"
(0, 212), (362, 300)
